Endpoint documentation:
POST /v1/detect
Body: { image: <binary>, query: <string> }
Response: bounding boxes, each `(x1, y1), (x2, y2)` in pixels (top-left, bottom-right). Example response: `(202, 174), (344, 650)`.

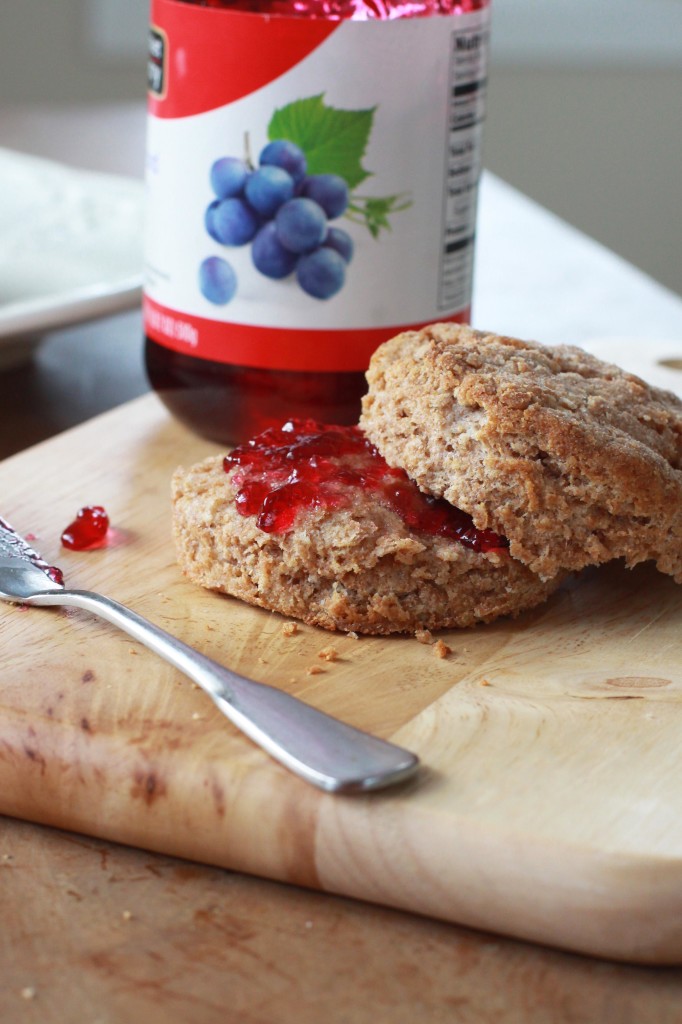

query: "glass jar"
(144, 0), (491, 443)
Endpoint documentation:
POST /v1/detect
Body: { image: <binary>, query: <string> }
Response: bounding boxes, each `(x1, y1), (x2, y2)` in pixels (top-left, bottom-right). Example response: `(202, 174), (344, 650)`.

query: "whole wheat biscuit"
(361, 323), (682, 582)
(172, 453), (561, 635)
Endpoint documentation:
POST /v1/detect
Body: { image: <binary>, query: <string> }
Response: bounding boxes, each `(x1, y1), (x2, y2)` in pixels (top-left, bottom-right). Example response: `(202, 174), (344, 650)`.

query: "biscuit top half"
(360, 322), (682, 581)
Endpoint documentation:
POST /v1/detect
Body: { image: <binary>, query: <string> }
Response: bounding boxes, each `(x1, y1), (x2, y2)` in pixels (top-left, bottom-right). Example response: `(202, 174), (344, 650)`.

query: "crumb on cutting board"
(433, 639), (451, 659)
(414, 628), (451, 658)
(306, 665), (324, 676)
(318, 646), (339, 662)
(282, 621), (299, 637)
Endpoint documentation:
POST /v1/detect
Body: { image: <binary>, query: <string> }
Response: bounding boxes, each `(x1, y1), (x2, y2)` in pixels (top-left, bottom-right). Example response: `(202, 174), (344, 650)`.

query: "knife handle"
(34, 588), (419, 794)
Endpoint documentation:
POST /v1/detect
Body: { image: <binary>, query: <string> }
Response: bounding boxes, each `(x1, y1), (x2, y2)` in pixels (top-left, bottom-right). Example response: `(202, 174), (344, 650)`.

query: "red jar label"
(144, 0), (490, 371)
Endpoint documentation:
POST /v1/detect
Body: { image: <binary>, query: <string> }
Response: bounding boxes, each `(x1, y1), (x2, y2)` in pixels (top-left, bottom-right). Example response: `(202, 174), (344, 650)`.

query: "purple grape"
(210, 156), (249, 199)
(245, 165), (295, 218)
(275, 198), (327, 255)
(210, 197), (259, 246)
(199, 256), (237, 305)
(296, 247), (346, 299)
(205, 199), (222, 242)
(323, 226), (354, 264)
(252, 222), (298, 280)
(259, 139), (307, 186)
(300, 174), (349, 219)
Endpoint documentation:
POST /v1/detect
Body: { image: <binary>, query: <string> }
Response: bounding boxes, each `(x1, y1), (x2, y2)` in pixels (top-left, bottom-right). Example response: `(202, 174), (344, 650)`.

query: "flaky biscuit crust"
(361, 323), (682, 581)
(172, 456), (561, 635)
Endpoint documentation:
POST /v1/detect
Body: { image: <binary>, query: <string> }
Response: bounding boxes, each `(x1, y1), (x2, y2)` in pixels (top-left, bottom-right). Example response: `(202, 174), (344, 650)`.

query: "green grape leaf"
(267, 94), (375, 190)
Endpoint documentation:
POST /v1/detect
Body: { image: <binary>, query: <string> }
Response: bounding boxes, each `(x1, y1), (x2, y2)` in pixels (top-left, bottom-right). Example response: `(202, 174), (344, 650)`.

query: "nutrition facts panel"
(438, 14), (490, 312)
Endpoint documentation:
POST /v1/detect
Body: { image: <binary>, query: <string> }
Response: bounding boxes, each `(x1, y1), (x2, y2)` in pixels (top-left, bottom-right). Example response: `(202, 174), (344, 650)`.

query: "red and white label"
(144, 0), (490, 371)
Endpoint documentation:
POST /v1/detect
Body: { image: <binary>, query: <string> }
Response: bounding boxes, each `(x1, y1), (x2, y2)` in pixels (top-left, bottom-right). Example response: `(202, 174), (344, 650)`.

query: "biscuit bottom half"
(172, 456), (562, 635)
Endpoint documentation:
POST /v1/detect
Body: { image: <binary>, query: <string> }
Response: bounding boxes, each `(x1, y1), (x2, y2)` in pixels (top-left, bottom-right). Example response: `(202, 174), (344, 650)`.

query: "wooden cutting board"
(1, 393), (681, 965)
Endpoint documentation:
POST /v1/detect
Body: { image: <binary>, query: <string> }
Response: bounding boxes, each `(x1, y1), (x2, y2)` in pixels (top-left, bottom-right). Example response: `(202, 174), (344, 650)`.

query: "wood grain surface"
(1, 394), (681, 964)
(3, 110), (682, 1017)
(4, 816), (682, 1024)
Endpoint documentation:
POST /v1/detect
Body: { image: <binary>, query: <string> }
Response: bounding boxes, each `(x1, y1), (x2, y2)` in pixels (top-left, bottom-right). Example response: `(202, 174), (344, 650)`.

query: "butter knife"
(0, 515), (419, 793)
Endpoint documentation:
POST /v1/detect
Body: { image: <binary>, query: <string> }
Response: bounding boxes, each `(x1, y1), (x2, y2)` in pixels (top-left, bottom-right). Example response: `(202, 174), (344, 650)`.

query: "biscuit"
(361, 323), (682, 581)
(172, 441), (561, 635)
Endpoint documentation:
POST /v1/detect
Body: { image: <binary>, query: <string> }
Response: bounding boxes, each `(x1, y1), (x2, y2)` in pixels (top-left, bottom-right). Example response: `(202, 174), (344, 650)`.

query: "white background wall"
(485, 0), (682, 296)
(1, 0), (681, 296)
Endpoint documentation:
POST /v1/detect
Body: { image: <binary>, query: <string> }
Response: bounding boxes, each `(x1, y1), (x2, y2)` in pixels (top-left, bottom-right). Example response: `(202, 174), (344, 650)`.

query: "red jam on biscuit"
(224, 419), (508, 553)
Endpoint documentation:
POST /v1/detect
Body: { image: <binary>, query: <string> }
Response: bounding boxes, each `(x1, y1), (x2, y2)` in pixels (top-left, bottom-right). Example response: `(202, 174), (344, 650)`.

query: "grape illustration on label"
(199, 94), (412, 306)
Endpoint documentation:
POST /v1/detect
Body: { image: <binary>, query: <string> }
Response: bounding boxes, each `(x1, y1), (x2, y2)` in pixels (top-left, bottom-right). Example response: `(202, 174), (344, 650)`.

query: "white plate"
(0, 147), (144, 365)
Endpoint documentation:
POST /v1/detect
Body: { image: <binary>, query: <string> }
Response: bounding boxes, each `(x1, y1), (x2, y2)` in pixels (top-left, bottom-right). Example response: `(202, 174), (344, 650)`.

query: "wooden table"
(2, 104), (682, 1022)
(6, 815), (682, 1024)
